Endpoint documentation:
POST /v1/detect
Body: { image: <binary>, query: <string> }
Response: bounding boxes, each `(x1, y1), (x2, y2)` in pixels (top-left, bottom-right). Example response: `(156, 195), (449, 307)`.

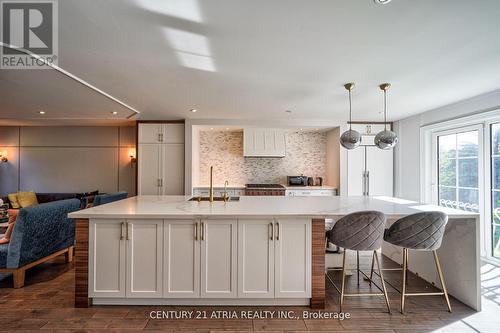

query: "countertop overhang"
(68, 195), (478, 220)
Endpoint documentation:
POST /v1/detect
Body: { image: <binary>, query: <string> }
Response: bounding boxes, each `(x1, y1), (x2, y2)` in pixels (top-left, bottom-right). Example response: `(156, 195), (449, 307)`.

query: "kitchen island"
(69, 195), (480, 311)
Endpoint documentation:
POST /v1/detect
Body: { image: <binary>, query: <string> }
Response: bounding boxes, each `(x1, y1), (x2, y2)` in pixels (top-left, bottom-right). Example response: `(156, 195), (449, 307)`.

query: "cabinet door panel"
(347, 147), (365, 196)
(366, 146), (393, 196)
(275, 219), (311, 298)
(138, 124), (162, 143)
(238, 220), (274, 298)
(164, 221), (200, 298)
(138, 144), (161, 195)
(164, 124), (185, 144)
(89, 220), (125, 297)
(162, 144), (185, 195)
(201, 220), (237, 298)
(126, 220), (163, 298)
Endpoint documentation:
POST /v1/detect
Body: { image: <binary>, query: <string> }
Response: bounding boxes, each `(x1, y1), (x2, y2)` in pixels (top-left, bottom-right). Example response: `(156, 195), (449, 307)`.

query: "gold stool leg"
(340, 250), (347, 312)
(405, 248), (409, 285)
(374, 250), (391, 313)
(356, 251), (360, 286)
(369, 251), (375, 286)
(401, 248), (408, 314)
(433, 250), (452, 313)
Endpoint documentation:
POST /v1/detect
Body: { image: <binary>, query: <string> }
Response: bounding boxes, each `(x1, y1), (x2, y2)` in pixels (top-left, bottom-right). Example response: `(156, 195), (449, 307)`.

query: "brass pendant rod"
(384, 89), (387, 131)
(349, 89), (353, 130)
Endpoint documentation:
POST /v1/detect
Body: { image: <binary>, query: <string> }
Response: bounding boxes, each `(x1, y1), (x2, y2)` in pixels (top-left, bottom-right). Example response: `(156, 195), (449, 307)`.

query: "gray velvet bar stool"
(374, 211), (452, 314)
(325, 211), (391, 313)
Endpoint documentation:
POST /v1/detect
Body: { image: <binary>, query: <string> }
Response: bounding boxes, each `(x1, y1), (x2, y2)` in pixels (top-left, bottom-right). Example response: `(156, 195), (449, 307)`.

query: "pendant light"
(374, 83), (398, 150)
(340, 83), (362, 149)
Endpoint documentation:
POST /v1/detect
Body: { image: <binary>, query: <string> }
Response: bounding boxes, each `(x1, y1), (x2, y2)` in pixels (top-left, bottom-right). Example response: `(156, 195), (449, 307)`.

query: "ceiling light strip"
(0, 42), (141, 119)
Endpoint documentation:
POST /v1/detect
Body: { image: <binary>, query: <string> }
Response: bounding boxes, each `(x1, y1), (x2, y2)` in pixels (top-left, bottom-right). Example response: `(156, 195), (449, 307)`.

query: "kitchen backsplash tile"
(199, 130), (326, 185)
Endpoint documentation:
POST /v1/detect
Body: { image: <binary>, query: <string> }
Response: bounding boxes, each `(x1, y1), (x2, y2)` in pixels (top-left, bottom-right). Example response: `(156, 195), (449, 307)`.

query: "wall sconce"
(0, 151), (7, 163)
(128, 148), (137, 166)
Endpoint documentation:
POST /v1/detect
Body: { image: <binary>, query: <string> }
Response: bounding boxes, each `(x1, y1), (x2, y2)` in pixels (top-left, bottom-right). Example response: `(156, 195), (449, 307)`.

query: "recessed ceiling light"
(111, 111), (118, 115)
(374, 0), (392, 4)
(39, 111), (45, 115)
(190, 109), (197, 113)
(210, 127), (214, 130)
(225, 128), (229, 130)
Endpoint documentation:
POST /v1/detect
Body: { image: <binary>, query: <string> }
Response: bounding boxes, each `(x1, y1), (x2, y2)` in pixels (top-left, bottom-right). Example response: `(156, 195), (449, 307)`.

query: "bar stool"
(376, 211), (451, 314)
(325, 211), (391, 313)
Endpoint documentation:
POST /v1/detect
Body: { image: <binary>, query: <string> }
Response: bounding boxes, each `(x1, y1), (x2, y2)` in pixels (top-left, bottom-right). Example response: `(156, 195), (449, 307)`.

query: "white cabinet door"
(200, 220), (237, 298)
(274, 219), (311, 298)
(126, 220), (163, 298)
(138, 124), (163, 143)
(243, 129), (286, 157)
(162, 144), (185, 195)
(164, 124), (185, 144)
(164, 220), (200, 298)
(138, 144), (161, 195)
(238, 219), (274, 298)
(347, 147), (365, 196)
(89, 220), (126, 297)
(366, 146), (393, 196)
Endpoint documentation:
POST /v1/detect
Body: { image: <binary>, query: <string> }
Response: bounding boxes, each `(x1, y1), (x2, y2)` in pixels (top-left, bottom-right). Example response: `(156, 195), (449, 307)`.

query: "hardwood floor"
(0, 254), (494, 332)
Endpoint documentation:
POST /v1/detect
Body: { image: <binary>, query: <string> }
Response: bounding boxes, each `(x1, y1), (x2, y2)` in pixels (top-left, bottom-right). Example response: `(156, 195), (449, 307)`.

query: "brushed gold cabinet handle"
(120, 222), (125, 240)
(201, 222), (205, 241)
(194, 222), (198, 240)
(276, 222), (280, 241)
(269, 222), (273, 240)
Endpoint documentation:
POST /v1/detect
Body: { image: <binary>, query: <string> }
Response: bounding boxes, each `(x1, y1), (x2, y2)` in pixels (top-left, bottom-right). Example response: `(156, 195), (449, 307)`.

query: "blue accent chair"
(0, 198), (80, 288)
(92, 191), (128, 206)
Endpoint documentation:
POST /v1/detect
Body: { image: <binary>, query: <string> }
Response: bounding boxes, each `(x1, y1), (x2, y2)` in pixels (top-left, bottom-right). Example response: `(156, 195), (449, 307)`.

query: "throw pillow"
(7, 193), (20, 209)
(17, 191), (39, 208)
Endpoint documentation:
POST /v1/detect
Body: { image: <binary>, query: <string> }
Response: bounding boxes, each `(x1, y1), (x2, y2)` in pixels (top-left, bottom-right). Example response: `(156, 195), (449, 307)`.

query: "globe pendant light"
(340, 83), (362, 149)
(374, 83), (398, 150)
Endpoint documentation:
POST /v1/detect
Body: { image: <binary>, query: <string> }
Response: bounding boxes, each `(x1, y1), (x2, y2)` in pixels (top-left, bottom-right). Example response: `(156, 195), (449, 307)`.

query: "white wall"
(394, 89), (500, 201)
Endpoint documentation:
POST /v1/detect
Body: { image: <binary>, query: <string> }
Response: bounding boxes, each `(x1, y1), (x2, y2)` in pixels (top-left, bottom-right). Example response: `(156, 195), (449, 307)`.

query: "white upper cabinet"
(138, 123), (185, 144)
(243, 128), (286, 157)
(164, 124), (185, 144)
(138, 124), (164, 143)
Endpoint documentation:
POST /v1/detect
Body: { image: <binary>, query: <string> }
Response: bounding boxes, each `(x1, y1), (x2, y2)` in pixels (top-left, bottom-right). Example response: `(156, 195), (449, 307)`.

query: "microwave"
(287, 176), (308, 186)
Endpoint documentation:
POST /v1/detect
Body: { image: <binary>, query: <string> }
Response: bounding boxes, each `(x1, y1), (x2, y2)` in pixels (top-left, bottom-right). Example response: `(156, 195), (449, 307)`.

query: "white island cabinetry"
(88, 217), (312, 304)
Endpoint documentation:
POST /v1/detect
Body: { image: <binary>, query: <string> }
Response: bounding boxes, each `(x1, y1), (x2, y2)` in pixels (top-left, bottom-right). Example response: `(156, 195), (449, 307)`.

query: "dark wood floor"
(0, 254), (480, 332)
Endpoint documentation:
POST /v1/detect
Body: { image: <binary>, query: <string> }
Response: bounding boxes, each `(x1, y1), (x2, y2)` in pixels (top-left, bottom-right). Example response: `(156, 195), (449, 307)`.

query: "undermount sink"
(188, 196), (240, 202)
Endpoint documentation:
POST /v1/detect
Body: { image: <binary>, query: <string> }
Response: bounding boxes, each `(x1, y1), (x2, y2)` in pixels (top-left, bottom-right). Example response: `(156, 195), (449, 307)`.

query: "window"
(490, 123), (500, 259)
(437, 130), (479, 212)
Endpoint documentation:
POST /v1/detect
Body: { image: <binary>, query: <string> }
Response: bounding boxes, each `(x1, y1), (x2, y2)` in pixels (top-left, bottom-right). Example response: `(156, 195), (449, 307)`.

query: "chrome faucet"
(223, 180), (230, 202)
(209, 166), (214, 202)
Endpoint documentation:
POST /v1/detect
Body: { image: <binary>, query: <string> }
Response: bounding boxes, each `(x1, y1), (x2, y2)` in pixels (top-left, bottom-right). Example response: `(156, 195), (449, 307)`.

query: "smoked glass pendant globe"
(374, 129), (398, 150)
(340, 129), (362, 149)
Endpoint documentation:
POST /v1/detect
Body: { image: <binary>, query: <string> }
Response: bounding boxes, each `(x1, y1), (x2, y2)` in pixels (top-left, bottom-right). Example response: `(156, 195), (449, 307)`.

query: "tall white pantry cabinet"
(137, 123), (185, 195)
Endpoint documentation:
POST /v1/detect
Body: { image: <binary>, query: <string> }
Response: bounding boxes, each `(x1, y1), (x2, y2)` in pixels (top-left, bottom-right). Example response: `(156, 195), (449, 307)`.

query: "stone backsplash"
(199, 130), (327, 185)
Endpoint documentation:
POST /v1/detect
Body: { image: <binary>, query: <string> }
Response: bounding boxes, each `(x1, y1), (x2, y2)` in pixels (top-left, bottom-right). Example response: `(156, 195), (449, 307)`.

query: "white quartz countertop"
(68, 195), (478, 220)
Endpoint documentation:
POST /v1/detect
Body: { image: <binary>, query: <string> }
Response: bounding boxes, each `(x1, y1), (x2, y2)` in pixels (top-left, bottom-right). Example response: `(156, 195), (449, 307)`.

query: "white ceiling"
(1, 0), (500, 123)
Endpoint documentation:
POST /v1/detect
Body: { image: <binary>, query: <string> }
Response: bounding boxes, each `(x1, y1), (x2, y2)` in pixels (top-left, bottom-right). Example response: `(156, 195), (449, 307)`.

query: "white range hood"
(243, 128), (286, 157)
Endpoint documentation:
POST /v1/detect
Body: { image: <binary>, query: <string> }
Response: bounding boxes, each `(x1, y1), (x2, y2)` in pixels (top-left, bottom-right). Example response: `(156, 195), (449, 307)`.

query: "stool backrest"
(328, 211), (386, 251)
(384, 211), (448, 251)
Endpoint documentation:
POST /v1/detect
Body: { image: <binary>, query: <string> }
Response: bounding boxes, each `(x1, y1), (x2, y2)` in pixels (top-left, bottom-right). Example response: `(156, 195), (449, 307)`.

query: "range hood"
(243, 128), (286, 157)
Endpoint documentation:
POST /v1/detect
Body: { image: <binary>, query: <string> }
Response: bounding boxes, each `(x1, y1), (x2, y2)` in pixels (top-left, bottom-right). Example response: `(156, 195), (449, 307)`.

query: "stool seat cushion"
(384, 211), (448, 251)
(327, 211), (386, 251)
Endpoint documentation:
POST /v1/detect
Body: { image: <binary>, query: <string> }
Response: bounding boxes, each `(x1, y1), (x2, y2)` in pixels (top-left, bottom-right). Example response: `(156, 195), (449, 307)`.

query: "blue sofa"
(93, 191), (128, 206)
(0, 198), (80, 288)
